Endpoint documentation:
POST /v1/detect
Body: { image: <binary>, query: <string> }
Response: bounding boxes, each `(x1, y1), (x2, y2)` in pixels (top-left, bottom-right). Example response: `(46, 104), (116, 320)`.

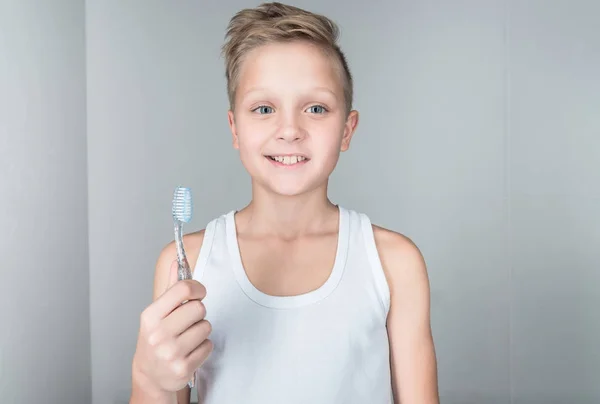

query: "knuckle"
(171, 359), (189, 379)
(147, 330), (163, 347)
(157, 343), (177, 362)
(140, 309), (152, 329)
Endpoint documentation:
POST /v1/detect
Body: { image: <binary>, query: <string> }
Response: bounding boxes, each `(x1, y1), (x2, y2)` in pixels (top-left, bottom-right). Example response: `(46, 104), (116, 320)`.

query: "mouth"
(265, 155), (309, 167)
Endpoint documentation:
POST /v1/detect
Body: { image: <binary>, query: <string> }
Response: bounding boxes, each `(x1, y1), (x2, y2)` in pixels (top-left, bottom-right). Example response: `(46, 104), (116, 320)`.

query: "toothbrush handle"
(174, 221), (197, 388)
(177, 258), (193, 281)
(177, 260), (197, 389)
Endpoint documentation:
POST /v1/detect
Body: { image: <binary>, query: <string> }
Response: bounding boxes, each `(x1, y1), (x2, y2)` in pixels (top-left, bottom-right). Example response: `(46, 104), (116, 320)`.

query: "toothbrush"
(171, 186), (196, 388)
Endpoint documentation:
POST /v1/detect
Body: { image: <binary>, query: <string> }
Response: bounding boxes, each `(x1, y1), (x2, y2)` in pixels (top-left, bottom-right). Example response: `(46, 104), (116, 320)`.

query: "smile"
(266, 155), (309, 166)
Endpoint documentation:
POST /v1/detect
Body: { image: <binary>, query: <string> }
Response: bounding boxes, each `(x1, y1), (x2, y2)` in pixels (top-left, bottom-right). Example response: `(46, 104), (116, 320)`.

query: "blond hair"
(221, 2), (353, 114)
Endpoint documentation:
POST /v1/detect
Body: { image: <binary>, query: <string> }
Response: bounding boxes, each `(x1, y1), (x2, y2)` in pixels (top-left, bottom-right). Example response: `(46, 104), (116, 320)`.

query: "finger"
(187, 338), (214, 369)
(149, 278), (207, 320)
(163, 299), (207, 335)
(176, 319), (212, 356)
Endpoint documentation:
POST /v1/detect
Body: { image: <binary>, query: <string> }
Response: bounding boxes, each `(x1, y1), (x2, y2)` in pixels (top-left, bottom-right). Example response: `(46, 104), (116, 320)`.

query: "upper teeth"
(271, 156), (306, 165)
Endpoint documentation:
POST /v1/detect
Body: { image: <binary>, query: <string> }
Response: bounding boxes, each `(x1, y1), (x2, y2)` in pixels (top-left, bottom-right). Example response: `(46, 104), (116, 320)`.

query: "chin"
(259, 178), (323, 198)
(266, 184), (310, 197)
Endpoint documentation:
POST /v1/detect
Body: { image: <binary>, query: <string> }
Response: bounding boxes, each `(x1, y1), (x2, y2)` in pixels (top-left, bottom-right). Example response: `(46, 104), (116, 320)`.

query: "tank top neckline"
(224, 206), (350, 309)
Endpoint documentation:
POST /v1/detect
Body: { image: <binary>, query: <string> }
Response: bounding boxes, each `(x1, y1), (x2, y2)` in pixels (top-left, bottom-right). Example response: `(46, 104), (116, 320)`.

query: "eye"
(306, 105), (327, 114)
(252, 105), (274, 114)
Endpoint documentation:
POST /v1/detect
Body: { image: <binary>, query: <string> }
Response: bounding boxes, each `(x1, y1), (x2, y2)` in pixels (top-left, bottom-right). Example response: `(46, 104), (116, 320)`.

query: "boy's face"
(228, 41), (359, 197)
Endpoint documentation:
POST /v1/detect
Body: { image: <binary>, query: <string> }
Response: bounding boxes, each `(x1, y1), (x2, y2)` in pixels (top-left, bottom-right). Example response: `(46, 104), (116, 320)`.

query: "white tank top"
(192, 206), (392, 403)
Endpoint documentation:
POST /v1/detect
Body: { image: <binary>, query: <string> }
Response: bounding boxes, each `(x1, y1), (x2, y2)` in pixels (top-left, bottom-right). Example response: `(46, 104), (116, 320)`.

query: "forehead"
(236, 41), (343, 97)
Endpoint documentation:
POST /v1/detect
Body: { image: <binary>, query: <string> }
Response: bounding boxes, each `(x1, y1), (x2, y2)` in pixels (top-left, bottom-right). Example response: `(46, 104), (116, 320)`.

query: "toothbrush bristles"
(172, 187), (192, 223)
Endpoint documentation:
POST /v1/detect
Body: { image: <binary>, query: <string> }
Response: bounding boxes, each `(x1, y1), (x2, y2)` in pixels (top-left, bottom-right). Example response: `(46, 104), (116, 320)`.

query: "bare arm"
(131, 231), (205, 404)
(374, 226), (439, 404)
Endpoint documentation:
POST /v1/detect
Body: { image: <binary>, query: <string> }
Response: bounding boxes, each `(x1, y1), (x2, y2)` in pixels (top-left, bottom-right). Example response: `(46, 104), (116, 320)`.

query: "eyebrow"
(242, 86), (339, 100)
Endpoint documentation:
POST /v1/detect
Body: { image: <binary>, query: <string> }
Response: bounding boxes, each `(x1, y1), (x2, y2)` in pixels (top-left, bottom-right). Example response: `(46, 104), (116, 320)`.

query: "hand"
(132, 260), (213, 395)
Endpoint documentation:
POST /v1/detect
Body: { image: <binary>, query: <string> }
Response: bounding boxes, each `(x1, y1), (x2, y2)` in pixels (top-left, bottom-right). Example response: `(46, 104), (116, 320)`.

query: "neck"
(236, 181), (339, 238)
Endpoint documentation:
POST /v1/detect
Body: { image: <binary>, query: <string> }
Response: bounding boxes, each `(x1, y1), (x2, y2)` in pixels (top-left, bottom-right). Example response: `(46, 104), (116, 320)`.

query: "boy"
(130, 2), (439, 403)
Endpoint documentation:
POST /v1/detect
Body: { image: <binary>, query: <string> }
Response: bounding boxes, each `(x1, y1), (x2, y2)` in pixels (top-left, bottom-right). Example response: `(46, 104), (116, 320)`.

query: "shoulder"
(155, 210), (229, 276)
(157, 230), (206, 272)
(152, 229), (206, 299)
(371, 225), (423, 263)
(372, 224), (427, 278)
(370, 223), (430, 305)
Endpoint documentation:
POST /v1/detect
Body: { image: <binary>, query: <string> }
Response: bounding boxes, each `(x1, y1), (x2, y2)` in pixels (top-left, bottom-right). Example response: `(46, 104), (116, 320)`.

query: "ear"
(340, 110), (359, 152)
(228, 110), (239, 149)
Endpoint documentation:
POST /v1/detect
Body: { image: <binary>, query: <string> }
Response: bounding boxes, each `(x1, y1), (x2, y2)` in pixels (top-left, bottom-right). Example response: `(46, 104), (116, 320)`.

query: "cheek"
(237, 137), (262, 174)
(312, 124), (345, 154)
(238, 138), (262, 166)
(236, 126), (269, 167)
(236, 120), (264, 149)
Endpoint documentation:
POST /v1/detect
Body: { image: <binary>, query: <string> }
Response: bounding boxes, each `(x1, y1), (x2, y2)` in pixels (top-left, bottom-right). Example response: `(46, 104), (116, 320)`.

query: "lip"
(264, 153), (310, 159)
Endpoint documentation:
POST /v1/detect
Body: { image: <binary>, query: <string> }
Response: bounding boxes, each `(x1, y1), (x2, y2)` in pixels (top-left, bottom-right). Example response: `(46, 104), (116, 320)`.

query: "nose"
(277, 114), (306, 142)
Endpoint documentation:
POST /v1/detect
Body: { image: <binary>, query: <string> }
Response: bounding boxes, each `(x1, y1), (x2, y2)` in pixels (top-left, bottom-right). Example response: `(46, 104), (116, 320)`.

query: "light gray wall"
(85, 2), (241, 402)
(0, 1), (91, 403)
(0, 1), (591, 403)
(509, 1), (600, 403)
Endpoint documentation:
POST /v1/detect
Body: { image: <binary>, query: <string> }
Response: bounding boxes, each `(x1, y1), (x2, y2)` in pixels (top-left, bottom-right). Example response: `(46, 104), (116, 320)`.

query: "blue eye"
(307, 105), (327, 114)
(254, 105), (274, 114)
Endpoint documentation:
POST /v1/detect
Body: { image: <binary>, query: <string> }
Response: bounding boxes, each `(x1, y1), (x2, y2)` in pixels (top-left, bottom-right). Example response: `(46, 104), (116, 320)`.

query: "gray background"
(0, 1), (91, 403)
(1, 0), (599, 403)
